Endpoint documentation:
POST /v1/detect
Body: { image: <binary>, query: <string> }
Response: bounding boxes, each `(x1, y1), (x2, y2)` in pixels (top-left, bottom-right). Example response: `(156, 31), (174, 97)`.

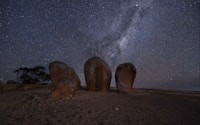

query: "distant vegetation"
(13, 66), (50, 84)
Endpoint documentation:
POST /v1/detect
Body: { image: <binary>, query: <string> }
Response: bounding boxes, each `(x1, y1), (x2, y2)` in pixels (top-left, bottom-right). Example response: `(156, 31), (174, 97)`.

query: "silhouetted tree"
(14, 66), (50, 84)
(6, 80), (18, 84)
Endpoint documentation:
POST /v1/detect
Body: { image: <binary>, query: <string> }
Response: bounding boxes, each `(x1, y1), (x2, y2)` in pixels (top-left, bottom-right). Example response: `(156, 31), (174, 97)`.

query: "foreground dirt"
(0, 88), (200, 125)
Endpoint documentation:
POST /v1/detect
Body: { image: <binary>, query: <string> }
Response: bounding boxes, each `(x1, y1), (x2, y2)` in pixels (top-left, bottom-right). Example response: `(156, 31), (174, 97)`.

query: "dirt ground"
(0, 85), (200, 125)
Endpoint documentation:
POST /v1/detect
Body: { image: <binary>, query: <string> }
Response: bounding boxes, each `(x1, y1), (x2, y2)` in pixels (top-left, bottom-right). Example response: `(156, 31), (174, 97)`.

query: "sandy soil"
(0, 85), (200, 125)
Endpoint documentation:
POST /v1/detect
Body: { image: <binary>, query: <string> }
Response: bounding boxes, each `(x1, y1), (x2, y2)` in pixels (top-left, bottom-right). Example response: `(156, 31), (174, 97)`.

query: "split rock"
(84, 57), (112, 91)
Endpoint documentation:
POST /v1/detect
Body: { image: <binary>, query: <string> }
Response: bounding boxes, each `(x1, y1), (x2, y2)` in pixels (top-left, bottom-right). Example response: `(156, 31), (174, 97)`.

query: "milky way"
(0, 0), (199, 90)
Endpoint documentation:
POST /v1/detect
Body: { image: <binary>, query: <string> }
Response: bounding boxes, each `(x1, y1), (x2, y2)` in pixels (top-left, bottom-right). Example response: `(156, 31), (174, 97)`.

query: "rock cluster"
(48, 57), (137, 99)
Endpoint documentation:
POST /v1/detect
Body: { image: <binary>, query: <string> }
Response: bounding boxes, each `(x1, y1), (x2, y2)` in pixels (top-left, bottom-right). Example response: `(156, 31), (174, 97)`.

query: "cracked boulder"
(49, 61), (81, 99)
(84, 57), (111, 91)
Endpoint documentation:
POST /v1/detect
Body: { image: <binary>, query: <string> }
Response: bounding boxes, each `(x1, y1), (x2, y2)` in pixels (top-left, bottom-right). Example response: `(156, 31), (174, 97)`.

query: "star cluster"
(0, 0), (199, 90)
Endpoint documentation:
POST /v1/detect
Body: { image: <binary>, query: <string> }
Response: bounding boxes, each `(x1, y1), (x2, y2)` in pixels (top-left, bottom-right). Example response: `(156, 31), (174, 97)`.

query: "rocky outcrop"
(115, 63), (136, 94)
(49, 61), (81, 99)
(84, 57), (112, 91)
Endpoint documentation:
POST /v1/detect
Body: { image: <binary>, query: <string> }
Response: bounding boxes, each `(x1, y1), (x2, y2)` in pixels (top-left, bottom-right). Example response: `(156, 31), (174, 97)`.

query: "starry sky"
(0, 0), (199, 90)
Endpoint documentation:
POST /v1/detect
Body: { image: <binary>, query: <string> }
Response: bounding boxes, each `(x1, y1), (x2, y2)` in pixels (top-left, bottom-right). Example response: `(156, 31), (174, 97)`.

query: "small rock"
(115, 107), (119, 111)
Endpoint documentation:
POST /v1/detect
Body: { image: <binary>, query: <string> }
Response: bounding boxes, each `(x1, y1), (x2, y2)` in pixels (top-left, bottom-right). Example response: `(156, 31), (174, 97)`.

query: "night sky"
(0, 0), (199, 90)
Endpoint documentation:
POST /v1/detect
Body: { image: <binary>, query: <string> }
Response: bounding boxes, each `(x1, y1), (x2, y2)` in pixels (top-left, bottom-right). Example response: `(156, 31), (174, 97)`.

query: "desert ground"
(0, 84), (200, 125)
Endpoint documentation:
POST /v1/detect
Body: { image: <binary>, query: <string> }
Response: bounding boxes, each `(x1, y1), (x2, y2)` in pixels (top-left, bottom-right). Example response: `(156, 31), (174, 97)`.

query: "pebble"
(115, 107), (119, 111)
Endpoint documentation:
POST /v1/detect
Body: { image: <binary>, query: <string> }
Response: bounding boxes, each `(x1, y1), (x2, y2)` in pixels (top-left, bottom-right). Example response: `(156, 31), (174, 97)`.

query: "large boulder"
(49, 61), (81, 99)
(84, 57), (112, 91)
(115, 63), (136, 94)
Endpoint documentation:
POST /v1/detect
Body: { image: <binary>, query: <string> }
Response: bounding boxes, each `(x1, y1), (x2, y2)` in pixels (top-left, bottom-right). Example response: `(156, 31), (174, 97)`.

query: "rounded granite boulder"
(115, 63), (136, 94)
(49, 61), (81, 99)
(84, 57), (112, 91)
